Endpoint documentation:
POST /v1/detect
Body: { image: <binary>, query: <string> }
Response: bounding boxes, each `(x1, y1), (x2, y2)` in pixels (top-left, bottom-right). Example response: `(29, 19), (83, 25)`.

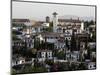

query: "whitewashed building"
(37, 50), (53, 62)
(52, 12), (84, 34)
(87, 62), (96, 70)
(66, 50), (80, 62)
(12, 57), (25, 66)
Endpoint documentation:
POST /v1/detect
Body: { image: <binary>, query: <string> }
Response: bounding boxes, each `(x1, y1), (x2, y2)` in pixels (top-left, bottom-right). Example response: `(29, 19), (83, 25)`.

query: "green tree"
(56, 51), (65, 59)
(11, 69), (16, 75)
(33, 67), (48, 73)
(45, 59), (53, 65)
(78, 63), (87, 70)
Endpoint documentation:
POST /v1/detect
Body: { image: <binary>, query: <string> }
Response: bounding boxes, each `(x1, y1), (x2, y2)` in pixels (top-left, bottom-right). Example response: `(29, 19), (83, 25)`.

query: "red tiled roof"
(12, 19), (30, 22)
(58, 19), (81, 23)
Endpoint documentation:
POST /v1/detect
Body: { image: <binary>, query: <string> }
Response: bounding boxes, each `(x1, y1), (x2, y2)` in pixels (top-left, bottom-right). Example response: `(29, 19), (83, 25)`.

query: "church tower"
(46, 16), (50, 23)
(52, 12), (58, 32)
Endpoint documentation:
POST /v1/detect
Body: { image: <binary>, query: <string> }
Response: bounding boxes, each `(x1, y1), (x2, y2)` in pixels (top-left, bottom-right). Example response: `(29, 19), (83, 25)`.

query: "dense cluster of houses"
(12, 12), (96, 73)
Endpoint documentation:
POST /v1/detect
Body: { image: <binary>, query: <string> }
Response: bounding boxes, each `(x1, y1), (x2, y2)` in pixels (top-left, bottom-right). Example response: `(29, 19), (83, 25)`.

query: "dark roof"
(58, 37), (65, 43)
(75, 33), (89, 38)
(12, 19), (30, 22)
(37, 50), (52, 52)
(37, 32), (64, 38)
(37, 21), (45, 23)
(32, 22), (42, 28)
(58, 19), (81, 23)
(46, 16), (50, 18)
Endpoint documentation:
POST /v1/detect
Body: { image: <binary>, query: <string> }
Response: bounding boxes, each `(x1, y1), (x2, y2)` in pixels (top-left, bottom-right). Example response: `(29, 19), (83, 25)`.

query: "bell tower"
(52, 12), (58, 32)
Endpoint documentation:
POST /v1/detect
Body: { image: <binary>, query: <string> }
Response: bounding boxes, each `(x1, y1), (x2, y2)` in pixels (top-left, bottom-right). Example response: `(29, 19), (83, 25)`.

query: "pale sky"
(12, 1), (96, 21)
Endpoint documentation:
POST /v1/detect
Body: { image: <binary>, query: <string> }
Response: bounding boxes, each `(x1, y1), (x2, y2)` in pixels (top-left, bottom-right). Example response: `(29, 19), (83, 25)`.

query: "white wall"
(47, 38), (57, 43)
(81, 22), (84, 31)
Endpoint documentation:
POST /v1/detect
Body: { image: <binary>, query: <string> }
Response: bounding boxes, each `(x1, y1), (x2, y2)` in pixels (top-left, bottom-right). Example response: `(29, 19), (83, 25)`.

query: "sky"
(12, 1), (96, 21)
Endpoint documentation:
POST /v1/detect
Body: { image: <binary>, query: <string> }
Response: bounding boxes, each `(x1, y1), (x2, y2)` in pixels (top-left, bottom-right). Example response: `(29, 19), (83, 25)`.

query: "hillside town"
(12, 12), (96, 74)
